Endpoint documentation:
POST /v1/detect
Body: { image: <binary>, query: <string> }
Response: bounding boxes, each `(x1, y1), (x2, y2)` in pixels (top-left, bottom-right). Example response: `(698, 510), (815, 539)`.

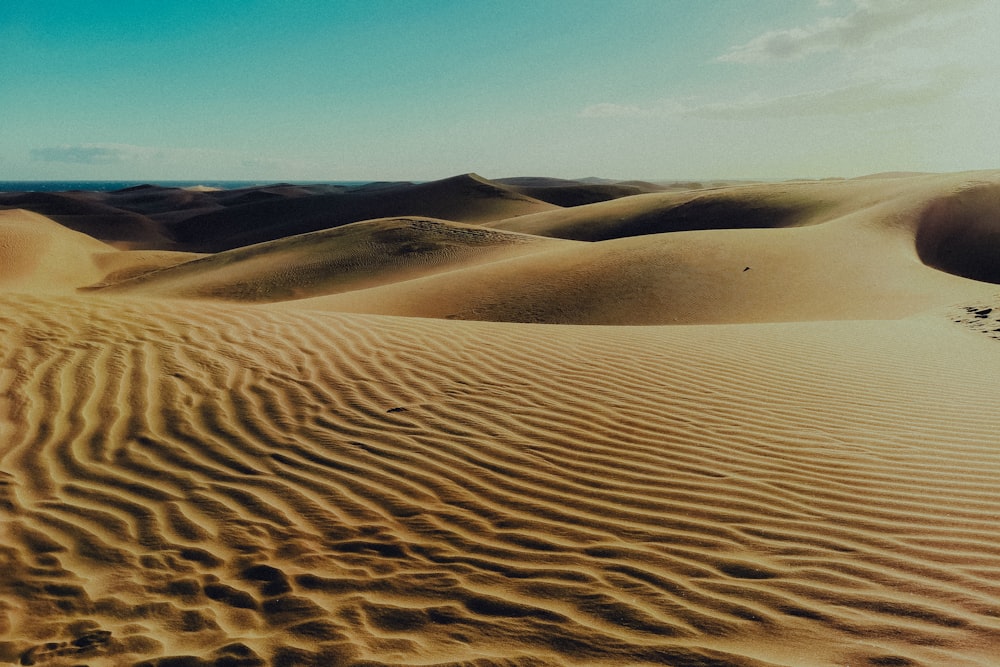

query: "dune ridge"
(84, 217), (573, 303)
(3, 171), (1000, 665)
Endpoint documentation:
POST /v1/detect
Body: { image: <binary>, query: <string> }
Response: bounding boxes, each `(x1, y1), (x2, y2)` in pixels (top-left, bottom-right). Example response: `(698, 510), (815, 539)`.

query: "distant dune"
(3, 171), (1000, 666)
(165, 174), (556, 253)
(0, 192), (174, 249)
(494, 176), (661, 207)
(0, 173), (555, 253)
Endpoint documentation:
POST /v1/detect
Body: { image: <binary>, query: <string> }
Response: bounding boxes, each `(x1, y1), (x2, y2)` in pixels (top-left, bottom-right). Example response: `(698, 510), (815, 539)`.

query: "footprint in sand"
(19, 629), (111, 666)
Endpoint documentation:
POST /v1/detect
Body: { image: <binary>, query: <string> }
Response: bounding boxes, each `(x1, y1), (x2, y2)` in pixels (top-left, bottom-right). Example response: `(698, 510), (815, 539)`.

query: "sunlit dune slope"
(281, 222), (995, 324)
(277, 173), (1000, 324)
(87, 217), (572, 303)
(0, 209), (115, 293)
(3, 294), (1000, 666)
(0, 207), (204, 293)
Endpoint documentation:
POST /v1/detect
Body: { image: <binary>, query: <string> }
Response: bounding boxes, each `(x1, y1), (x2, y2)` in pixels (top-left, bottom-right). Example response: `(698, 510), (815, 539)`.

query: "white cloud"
(717, 0), (982, 63)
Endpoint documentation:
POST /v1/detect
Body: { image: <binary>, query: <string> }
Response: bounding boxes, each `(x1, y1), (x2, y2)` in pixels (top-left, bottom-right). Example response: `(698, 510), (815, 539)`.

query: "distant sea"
(0, 181), (372, 193)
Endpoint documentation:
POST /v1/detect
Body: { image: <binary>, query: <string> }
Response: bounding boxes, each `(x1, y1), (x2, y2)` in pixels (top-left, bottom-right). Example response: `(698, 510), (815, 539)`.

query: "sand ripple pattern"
(3, 295), (1000, 666)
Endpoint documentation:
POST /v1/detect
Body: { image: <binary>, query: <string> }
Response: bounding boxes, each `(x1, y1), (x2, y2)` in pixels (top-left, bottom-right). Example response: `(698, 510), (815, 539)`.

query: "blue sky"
(2, 0), (997, 180)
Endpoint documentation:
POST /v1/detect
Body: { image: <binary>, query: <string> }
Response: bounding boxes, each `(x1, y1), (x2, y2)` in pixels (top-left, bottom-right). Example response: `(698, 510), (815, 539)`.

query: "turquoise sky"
(2, 0), (998, 180)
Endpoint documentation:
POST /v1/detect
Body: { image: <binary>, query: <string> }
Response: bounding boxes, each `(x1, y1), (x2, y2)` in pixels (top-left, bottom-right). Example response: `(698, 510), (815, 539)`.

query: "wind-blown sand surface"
(2, 172), (1000, 666)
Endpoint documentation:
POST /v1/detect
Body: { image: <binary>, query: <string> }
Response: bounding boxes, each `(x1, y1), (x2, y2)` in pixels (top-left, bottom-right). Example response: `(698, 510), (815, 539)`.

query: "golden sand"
(2, 172), (1000, 666)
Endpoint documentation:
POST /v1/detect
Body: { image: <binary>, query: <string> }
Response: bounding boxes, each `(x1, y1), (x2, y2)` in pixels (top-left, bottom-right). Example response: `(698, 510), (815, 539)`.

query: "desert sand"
(2, 171), (1000, 666)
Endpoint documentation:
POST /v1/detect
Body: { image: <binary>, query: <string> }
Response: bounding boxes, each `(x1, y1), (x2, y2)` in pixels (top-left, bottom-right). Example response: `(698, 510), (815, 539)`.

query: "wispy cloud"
(30, 144), (129, 165)
(29, 142), (307, 174)
(578, 101), (688, 119)
(578, 103), (650, 119)
(689, 68), (967, 118)
(579, 67), (966, 121)
(31, 143), (190, 165)
(717, 0), (981, 63)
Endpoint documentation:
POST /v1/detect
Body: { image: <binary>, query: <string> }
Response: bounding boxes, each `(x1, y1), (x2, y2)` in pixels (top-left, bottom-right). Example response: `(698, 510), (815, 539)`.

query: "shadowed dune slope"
(90, 250), (208, 287)
(916, 180), (1000, 284)
(96, 185), (223, 217)
(167, 174), (557, 253)
(3, 295), (1000, 666)
(87, 217), (573, 303)
(481, 183), (842, 242)
(483, 175), (960, 242)
(0, 192), (173, 249)
(1, 175), (556, 253)
(493, 177), (662, 207)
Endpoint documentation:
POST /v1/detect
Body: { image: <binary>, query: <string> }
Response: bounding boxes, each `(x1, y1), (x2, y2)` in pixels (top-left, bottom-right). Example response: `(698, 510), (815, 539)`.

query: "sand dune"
(0, 174), (558, 253)
(0, 193), (173, 250)
(274, 174), (1000, 324)
(916, 180), (1000, 284)
(0, 209), (115, 293)
(282, 221), (996, 324)
(2, 171), (1000, 665)
(483, 174), (959, 241)
(87, 217), (572, 303)
(166, 174), (557, 253)
(493, 176), (663, 207)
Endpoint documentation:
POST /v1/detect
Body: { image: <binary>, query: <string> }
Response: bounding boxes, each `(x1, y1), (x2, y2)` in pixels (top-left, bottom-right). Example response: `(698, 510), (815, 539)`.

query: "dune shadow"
(915, 183), (1000, 285)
